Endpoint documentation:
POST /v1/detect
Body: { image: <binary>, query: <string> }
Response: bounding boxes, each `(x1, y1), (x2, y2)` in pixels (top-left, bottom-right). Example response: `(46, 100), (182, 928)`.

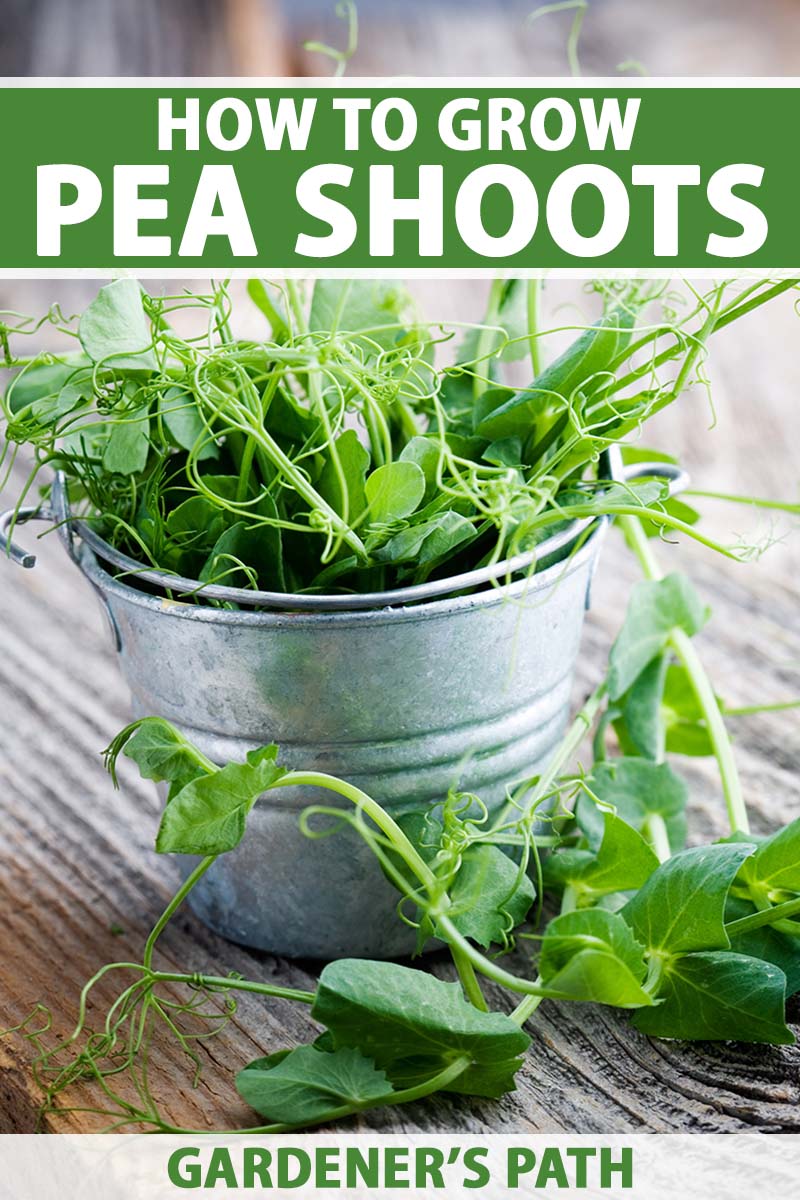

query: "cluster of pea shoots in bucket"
(3, 274), (795, 598)
(3, 276), (800, 1132)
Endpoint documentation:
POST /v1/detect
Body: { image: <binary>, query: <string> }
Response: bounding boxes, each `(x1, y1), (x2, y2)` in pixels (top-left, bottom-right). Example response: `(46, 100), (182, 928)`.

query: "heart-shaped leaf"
(608, 574), (709, 700)
(79, 278), (157, 370)
(622, 842), (756, 955)
(156, 745), (285, 855)
(632, 952), (794, 1044)
(313, 959), (530, 1068)
(365, 461), (426, 523)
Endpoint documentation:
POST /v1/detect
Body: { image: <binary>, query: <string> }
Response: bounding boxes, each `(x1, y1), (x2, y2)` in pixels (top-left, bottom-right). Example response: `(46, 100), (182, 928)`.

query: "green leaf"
(79, 279), (157, 370)
(632, 952), (794, 1044)
(621, 446), (679, 467)
(661, 664), (714, 757)
(444, 1060), (524, 1098)
(392, 810), (534, 949)
(313, 960), (530, 1069)
(237, 1045), (391, 1125)
(309, 280), (411, 348)
(399, 436), (442, 501)
(640, 495), (701, 539)
(588, 479), (667, 512)
(608, 573), (710, 700)
(6, 361), (93, 433)
(726, 897), (800, 996)
(613, 662), (714, 759)
(119, 717), (211, 798)
(247, 278), (289, 339)
(616, 654), (669, 761)
(622, 842), (756, 955)
(482, 436), (524, 468)
(437, 367), (485, 438)
(159, 386), (217, 460)
(476, 307), (635, 441)
(317, 428), (370, 523)
(387, 1054), (523, 1100)
(165, 495), (230, 554)
(156, 745), (286, 855)
(44, 378), (92, 424)
(265, 388), (321, 444)
(581, 758), (688, 854)
(747, 818), (800, 894)
(447, 844), (535, 949)
(364, 461), (425, 523)
(539, 909), (654, 1008)
(547, 811), (659, 897)
(6, 359), (88, 415)
(102, 410), (151, 475)
(199, 513), (284, 592)
(373, 510), (475, 567)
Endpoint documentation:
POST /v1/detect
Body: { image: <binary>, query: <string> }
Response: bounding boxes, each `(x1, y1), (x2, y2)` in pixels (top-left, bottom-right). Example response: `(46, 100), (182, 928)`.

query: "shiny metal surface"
(72, 526), (605, 958)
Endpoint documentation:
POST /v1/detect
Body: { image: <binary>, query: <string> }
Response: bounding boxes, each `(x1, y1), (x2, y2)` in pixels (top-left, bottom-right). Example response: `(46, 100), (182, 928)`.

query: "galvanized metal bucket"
(0, 454), (682, 959)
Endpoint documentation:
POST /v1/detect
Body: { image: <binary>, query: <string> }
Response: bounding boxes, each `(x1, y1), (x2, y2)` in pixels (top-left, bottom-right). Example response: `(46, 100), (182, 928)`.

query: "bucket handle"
(0, 504), (56, 569)
(0, 500), (121, 651)
(619, 459), (691, 496)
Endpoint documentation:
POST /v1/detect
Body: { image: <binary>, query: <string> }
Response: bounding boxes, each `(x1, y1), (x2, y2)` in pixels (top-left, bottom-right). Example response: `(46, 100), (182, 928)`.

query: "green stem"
(525, 499), (742, 561)
(608, 279), (797, 393)
(235, 438), (257, 504)
(712, 279), (799, 332)
(725, 895), (800, 937)
(722, 700), (800, 717)
(236, 409), (367, 559)
(527, 279), (543, 377)
(284, 279), (307, 339)
(643, 813), (671, 863)
(274, 771), (437, 893)
(473, 279), (504, 402)
(510, 990), (544, 1027)
(511, 849), (595, 1029)
(437, 915), (548, 998)
(620, 514), (749, 835)
(284, 287), (351, 528)
(276, 771), (492, 1011)
(450, 947), (489, 1011)
(151, 972), (315, 1005)
(492, 682), (606, 831)
(686, 488), (800, 515)
(142, 857), (216, 971)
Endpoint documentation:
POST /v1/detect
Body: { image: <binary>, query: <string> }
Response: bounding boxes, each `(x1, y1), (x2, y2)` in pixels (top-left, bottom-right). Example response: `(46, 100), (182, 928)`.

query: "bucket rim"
(52, 446), (622, 615)
(72, 517), (607, 628)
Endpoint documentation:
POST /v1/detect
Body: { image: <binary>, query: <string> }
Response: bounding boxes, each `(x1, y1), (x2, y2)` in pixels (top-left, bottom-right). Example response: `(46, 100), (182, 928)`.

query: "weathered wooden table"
(1, 280), (798, 1133)
(1, 0), (800, 1138)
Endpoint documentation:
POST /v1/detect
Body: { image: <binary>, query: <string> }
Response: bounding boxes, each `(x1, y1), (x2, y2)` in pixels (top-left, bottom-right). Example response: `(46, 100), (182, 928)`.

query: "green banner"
(2, 81), (797, 274)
